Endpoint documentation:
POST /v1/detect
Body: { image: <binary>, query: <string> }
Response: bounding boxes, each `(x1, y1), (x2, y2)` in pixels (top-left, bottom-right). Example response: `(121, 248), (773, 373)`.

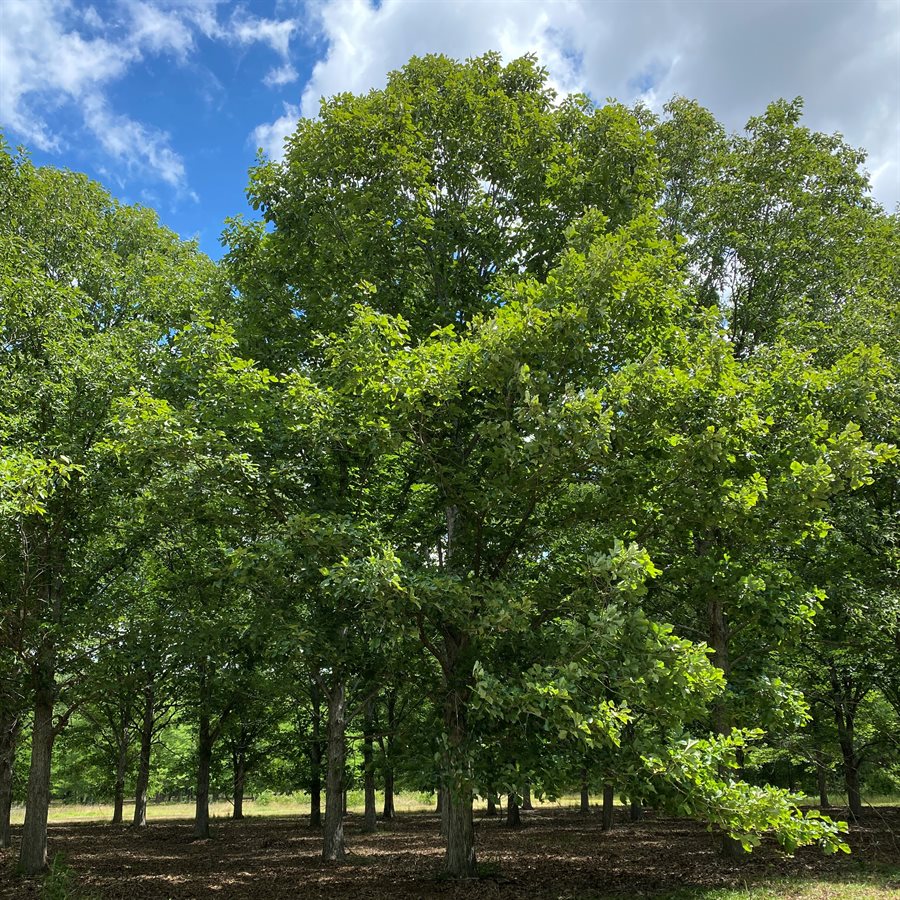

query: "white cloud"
(251, 103), (301, 160)
(0, 0), (301, 193)
(279, 0), (899, 209)
(0, 0), (193, 188)
(0, 0), (132, 150)
(126, 0), (196, 59)
(81, 93), (188, 191)
(229, 9), (297, 58)
(264, 63), (299, 88)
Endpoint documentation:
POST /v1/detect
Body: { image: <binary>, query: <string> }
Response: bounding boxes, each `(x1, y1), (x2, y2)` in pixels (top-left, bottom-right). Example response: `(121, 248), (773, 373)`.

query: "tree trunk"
(486, 794), (497, 817)
(132, 685), (154, 827)
(232, 748), (246, 820)
(19, 680), (56, 874)
(816, 755), (830, 808)
(309, 678), (323, 828)
(522, 783), (533, 810)
(580, 772), (590, 815)
(506, 793), (521, 827)
(382, 767), (395, 820)
(194, 705), (213, 839)
(838, 733), (862, 821)
(0, 712), (20, 849)
(707, 595), (745, 859)
(441, 626), (476, 877)
(111, 739), (128, 824)
(439, 785), (449, 837)
(601, 783), (614, 831)
(630, 797), (643, 822)
(362, 698), (377, 833)
(381, 692), (395, 820)
(445, 785), (475, 877)
(322, 680), (346, 861)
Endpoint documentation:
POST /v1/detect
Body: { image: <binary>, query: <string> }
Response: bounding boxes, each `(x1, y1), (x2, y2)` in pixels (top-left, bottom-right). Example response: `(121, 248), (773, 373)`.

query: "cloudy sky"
(2, 0), (898, 258)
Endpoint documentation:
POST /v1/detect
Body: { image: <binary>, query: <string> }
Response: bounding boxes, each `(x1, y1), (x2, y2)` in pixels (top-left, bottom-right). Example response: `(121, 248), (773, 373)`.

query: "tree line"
(1, 52), (897, 880)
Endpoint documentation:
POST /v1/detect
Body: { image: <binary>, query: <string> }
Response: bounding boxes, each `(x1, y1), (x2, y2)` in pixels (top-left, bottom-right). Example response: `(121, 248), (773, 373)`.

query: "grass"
(11, 791), (899, 826)
(8, 790), (641, 825)
(656, 867), (900, 899)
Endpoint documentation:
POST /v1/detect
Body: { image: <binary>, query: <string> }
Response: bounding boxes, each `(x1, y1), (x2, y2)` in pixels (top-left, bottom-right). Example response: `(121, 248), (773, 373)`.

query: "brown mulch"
(1, 806), (898, 899)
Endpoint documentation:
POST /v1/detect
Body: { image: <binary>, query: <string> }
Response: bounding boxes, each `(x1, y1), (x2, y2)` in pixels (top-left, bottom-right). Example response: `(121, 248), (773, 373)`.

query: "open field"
(5, 792), (634, 825)
(12, 793), (900, 826)
(2, 805), (898, 899)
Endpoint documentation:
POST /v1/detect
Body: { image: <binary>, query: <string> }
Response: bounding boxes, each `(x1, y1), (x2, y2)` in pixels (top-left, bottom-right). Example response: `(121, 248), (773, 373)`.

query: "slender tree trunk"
(381, 693), (395, 820)
(506, 793), (521, 827)
(629, 797), (643, 822)
(838, 732), (862, 821)
(19, 539), (65, 875)
(601, 783), (614, 831)
(441, 626), (476, 877)
(522, 783), (533, 810)
(194, 706), (213, 839)
(322, 680), (346, 861)
(0, 712), (21, 849)
(486, 794), (497, 817)
(19, 678), (56, 874)
(708, 595), (745, 859)
(309, 678), (323, 828)
(580, 771), (590, 815)
(111, 739), (128, 824)
(382, 767), (395, 820)
(232, 748), (246, 820)
(830, 678), (864, 823)
(362, 698), (377, 833)
(132, 685), (154, 827)
(815, 755), (830, 808)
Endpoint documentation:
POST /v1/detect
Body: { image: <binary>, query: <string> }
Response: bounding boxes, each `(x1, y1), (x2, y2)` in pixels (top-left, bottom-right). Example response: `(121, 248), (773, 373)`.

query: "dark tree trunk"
(19, 677), (56, 874)
(707, 595), (745, 859)
(522, 783), (533, 810)
(111, 739), (128, 824)
(506, 793), (521, 827)
(601, 783), (614, 831)
(630, 798), (643, 822)
(381, 692), (395, 820)
(816, 755), (830, 808)
(342, 789), (348, 815)
(580, 771), (590, 815)
(194, 706), (213, 839)
(132, 685), (154, 828)
(362, 698), (377, 833)
(441, 626), (476, 877)
(382, 767), (395, 820)
(322, 680), (346, 861)
(309, 678), (323, 828)
(232, 748), (246, 820)
(830, 673), (864, 823)
(838, 734), (862, 821)
(486, 794), (497, 817)
(0, 712), (20, 849)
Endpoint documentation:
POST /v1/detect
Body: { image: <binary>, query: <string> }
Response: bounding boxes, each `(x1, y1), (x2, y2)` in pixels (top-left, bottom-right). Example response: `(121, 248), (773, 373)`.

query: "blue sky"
(2, 0), (898, 261)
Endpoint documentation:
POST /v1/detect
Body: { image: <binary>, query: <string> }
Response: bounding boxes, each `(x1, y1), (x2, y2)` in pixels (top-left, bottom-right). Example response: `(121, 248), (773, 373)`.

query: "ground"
(2, 804), (898, 899)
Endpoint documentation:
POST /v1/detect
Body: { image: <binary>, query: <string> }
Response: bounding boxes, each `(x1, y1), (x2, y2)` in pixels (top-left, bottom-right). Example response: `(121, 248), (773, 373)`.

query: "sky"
(1, 0), (898, 260)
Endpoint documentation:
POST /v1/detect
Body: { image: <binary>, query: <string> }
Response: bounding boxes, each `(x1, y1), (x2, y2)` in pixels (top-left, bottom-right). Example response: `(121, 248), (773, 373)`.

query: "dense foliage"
(1, 53), (897, 880)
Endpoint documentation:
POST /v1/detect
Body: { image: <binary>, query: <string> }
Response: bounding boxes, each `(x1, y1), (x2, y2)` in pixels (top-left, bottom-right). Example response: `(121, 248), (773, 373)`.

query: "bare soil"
(2, 806), (898, 899)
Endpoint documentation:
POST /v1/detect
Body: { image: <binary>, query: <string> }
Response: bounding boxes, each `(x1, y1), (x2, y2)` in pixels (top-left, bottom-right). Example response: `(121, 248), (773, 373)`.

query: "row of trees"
(1, 53), (897, 879)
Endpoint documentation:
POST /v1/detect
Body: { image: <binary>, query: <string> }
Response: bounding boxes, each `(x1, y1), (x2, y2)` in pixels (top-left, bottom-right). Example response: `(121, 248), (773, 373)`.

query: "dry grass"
(8, 791), (624, 825)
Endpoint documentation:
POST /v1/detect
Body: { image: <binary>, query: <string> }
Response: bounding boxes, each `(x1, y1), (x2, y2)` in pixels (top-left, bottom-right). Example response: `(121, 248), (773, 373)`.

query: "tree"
(0, 143), (221, 872)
